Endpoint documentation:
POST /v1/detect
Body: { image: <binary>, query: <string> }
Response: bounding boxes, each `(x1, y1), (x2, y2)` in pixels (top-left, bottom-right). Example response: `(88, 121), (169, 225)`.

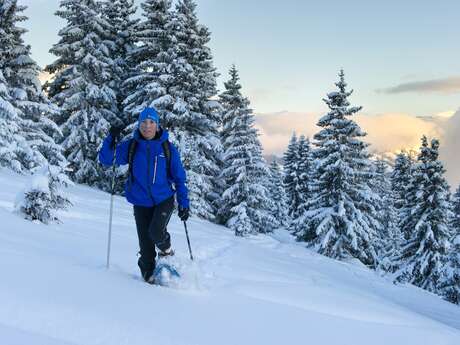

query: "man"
(99, 107), (190, 284)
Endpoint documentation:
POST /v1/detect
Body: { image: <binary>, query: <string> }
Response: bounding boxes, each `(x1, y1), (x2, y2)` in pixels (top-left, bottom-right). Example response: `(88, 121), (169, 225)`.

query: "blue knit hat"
(138, 107), (160, 127)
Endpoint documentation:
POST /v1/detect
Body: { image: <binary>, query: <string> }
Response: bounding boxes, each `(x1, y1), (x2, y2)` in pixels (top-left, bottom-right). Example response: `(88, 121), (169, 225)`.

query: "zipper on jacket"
(153, 156), (158, 185)
(146, 143), (154, 203)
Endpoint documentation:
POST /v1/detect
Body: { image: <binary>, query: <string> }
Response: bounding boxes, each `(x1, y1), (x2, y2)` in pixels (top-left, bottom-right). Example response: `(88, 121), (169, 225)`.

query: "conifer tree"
(291, 135), (315, 237)
(439, 232), (460, 305)
(0, 68), (31, 173)
(293, 135), (313, 218)
(283, 132), (298, 219)
(123, 0), (175, 128)
(218, 66), (274, 236)
(395, 137), (451, 292)
(102, 0), (139, 117)
(438, 183), (460, 304)
(0, 0), (65, 170)
(0, 1), (27, 172)
(123, 0), (221, 220)
(15, 164), (72, 224)
(392, 152), (420, 241)
(296, 70), (380, 266)
(391, 152), (413, 212)
(452, 185), (460, 233)
(169, 0), (221, 220)
(45, 0), (120, 188)
(97, 0), (139, 193)
(0, 0), (66, 172)
(268, 160), (289, 229)
(372, 159), (400, 273)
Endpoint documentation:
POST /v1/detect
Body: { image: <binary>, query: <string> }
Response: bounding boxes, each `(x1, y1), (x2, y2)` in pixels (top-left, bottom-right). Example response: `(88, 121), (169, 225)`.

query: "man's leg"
(133, 205), (157, 281)
(149, 196), (175, 253)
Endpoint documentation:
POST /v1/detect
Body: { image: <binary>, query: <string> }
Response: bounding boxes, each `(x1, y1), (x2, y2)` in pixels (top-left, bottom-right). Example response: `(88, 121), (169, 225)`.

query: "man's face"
(139, 119), (157, 140)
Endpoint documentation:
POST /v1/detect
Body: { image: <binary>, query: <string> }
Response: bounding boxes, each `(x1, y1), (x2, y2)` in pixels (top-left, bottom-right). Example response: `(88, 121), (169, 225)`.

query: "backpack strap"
(127, 138), (137, 183)
(162, 140), (172, 179)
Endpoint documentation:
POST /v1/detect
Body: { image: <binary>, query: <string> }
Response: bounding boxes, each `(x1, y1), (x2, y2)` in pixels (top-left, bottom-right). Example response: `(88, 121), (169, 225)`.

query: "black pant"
(134, 196), (174, 268)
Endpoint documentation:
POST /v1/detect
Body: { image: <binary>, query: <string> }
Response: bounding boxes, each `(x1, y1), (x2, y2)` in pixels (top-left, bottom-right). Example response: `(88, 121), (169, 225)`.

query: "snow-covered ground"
(1, 169), (459, 345)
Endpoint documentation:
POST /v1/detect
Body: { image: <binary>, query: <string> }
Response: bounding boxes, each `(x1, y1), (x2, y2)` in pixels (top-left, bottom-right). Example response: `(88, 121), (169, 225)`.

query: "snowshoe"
(153, 257), (180, 287)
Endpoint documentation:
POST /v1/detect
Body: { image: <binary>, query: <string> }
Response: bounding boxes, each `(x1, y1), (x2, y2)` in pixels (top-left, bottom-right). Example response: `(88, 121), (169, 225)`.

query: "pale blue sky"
(21, 0), (460, 117)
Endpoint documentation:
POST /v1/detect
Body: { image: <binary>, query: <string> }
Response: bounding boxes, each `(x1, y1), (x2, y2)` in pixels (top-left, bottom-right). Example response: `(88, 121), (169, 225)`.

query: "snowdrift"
(0, 169), (459, 345)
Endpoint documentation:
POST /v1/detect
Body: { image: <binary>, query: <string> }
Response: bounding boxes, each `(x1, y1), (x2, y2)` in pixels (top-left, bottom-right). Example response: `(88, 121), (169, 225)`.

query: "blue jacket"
(99, 128), (190, 209)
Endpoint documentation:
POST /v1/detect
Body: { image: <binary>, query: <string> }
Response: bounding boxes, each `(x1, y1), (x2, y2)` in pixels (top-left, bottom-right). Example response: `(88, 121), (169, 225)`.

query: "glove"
(178, 206), (190, 222)
(109, 125), (123, 149)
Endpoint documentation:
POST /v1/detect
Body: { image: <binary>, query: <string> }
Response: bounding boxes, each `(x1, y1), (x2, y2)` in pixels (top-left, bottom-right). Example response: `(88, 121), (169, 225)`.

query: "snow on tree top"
(454, 235), (460, 246)
(27, 173), (50, 194)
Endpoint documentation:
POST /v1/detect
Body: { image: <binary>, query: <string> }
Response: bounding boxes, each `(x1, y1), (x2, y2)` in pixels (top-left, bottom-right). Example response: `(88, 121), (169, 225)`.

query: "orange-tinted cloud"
(255, 109), (460, 187)
(354, 113), (443, 153)
(255, 111), (441, 154)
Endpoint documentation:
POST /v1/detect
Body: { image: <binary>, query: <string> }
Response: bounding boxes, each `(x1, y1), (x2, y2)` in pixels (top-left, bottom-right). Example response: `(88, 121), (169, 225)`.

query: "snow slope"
(0, 169), (459, 345)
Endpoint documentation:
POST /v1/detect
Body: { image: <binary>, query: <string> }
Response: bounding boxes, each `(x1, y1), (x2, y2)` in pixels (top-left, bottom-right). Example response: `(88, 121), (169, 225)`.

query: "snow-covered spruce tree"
(99, 0), (139, 194)
(439, 230), (460, 304)
(372, 160), (397, 237)
(16, 168), (53, 223)
(372, 159), (400, 273)
(283, 132), (298, 218)
(392, 151), (419, 242)
(452, 185), (460, 233)
(391, 151), (414, 211)
(45, 0), (121, 188)
(395, 136), (451, 293)
(168, 0), (221, 220)
(218, 66), (275, 236)
(15, 164), (72, 224)
(0, 0), (53, 173)
(123, 0), (222, 220)
(0, 3), (31, 174)
(123, 0), (176, 128)
(268, 160), (289, 229)
(122, 0), (183, 200)
(0, 68), (32, 172)
(291, 135), (315, 236)
(102, 0), (139, 118)
(296, 70), (380, 267)
(0, 0), (66, 171)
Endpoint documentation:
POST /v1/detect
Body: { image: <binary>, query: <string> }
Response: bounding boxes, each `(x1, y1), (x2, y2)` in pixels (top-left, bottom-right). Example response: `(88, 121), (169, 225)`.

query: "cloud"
(255, 111), (321, 155)
(440, 109), (460, 188)
(435, 110), (456, 118)
(255, 111), (441, 155)
(355, 113), (442, 153)
(376, 76), (460, 94)
(255, 109), (460, 188)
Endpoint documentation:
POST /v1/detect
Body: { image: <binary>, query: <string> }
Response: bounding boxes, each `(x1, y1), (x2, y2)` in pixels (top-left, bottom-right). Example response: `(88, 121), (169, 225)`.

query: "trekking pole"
(183, 221), (194, 261)
(106, 143), (117, 270)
